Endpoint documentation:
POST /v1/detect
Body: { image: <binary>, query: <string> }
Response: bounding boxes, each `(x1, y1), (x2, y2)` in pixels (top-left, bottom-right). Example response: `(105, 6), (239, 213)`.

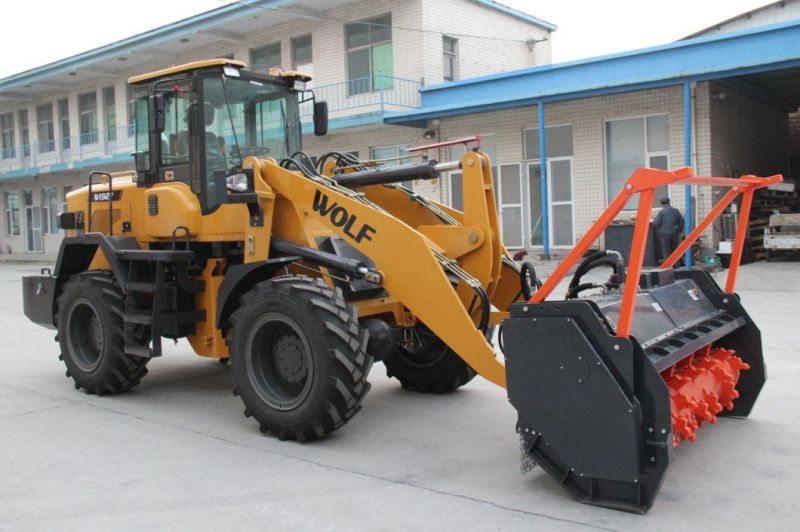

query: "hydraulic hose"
(520, 261), (542, 300)
(567, 250), (627, 299)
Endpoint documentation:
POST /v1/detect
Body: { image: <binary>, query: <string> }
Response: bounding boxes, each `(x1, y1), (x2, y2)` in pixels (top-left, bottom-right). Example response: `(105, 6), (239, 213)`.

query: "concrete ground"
(1, 261), (798, 531)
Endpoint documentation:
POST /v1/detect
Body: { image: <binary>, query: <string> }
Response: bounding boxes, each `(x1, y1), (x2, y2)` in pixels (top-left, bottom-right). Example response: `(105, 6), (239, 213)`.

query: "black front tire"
(228, 276), (372, 441)
(56, 272), (149, 395)
(383, 325), (481, 394)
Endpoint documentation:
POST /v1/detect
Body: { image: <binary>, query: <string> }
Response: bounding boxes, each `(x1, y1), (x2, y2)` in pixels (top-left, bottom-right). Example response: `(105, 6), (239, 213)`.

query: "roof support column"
(538, 100), (550, 259)
(683, 81), (694, 268)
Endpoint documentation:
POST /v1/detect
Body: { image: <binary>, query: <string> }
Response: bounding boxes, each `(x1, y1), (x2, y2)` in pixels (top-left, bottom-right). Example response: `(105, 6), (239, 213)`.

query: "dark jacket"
(653, 205), (684, 237)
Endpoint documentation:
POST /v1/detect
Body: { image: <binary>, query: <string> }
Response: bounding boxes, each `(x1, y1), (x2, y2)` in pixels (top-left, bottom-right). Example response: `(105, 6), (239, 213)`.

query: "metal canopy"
(385, 19), (800, 124)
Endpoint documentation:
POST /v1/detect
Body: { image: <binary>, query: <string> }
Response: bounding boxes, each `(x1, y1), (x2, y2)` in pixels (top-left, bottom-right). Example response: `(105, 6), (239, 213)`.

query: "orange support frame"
(530, 167), (782, 338)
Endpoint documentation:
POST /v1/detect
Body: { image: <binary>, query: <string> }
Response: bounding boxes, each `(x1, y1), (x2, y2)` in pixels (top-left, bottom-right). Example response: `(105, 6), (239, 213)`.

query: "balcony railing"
(0, 75), (421, 177)
(300, 74), (422, 119)
(0, 125), (136, 174)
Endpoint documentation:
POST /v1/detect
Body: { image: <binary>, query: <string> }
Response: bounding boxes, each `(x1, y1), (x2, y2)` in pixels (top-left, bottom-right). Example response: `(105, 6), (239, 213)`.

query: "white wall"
(688, 0), (800, 37)
(420, 0), (552, 85)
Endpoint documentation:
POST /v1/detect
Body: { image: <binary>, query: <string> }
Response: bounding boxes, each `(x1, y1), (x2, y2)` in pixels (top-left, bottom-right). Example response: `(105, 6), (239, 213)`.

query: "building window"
(443, 36), (458, 82)
(126, 85), (136, 137)
(19, 110), (30, 157)
(292, 35), (313, 73)
(4, 191), (20, 236)
(58, 99), (71, 150)
(36, 103), (55, 153)
(78, 91), (98, 145)
(371, 145), (412, 189)
(606, 114), (670, 208)
(250, 42), (282, 72)
(42, 187), (58, 234)
(524, 125), (575, 247)
(447, 134), (498, 211)
(346, 14), (393, 95)
(62, 185), (73, 215)
(0, 112), (14, 159)
(103, 86), (117, 142)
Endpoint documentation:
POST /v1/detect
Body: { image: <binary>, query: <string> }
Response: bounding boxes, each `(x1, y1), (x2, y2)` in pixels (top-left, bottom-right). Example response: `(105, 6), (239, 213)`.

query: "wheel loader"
(21, 59), (780, 513)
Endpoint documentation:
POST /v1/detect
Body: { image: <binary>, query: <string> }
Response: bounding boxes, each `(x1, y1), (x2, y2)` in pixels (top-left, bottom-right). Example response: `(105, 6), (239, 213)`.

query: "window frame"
(604, 113), (670, 209)
(0, 112), (15, 159)
(57, 98), (71, 150)
(36, 102), (55, 153)
(521, 124), (576, 248)
(291, 34), (313, 69)
(103, 86), (117, 142)
(442, 36), (458, 82)
(250, 42), (283, 71)
(42, 186), (58, 234)
(18, 109), (30, 157)
(78, 91), (99, 145)
(4, 190), (20, 236)
(345, 13), (393, 95)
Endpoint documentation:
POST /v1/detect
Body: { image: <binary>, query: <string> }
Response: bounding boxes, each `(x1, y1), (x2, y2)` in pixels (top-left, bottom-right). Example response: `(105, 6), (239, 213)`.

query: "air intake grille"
(147, 195), (158, 216)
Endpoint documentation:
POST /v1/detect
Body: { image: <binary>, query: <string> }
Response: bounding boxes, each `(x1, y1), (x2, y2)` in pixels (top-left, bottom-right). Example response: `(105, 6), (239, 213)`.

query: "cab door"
(156, 80), (195, 187)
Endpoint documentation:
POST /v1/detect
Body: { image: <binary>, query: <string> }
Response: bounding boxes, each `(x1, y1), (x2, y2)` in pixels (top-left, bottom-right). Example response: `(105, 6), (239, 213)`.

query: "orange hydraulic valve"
(662, 347), (750, 447)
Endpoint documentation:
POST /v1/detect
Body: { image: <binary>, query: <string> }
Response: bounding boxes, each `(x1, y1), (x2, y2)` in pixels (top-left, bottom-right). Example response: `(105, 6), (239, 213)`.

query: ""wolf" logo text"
(312, 190), (377, 244)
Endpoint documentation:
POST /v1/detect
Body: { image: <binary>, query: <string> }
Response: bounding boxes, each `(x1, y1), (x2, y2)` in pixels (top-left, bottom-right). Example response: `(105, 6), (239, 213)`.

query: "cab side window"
(160, 84), (192, 167)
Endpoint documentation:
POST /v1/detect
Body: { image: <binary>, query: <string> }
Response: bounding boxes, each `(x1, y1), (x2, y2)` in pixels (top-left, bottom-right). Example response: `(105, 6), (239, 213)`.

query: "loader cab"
(129, 59), (327, 212)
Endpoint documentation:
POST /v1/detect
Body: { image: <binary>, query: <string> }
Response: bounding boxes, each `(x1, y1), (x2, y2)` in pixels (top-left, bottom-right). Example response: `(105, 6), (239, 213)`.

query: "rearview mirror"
(313, 100), (328, 136)
(134, 151), (150, 173)
(151, 94), (166, 133)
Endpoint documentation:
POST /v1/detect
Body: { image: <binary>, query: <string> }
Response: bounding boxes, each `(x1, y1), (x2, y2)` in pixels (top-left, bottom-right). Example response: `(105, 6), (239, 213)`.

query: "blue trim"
(469, 0), (556, 30)
(0, 166), (41, 180)
(386, 19), (800, 124)
(0, 152), (131, 181)
(0, 1), (291, 91)
(538, 101), (549, 257)
(683, 82), (694, 268)
(301, 111), (384, 135)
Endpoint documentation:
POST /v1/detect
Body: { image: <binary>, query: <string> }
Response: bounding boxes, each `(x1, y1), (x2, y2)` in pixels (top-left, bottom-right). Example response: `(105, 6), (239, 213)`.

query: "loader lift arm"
(247, 151), (509, 387)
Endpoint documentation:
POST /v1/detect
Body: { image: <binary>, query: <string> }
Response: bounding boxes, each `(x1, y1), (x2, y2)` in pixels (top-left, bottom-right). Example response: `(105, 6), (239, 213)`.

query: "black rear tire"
(383, 325), (483, 394)
(56, 272), (149, 395)
(228, 275), (372, 441)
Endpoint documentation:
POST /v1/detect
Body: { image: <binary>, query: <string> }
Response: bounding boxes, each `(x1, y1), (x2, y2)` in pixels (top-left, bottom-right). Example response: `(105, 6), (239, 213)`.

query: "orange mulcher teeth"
(663, 347), (750, 446)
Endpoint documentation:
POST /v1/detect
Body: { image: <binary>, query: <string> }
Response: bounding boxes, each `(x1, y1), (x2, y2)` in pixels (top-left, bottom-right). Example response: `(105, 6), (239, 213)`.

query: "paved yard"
(1, 261), (798, 531)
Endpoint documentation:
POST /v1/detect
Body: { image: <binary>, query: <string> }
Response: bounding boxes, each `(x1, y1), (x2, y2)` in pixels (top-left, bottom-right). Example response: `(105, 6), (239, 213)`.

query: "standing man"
(653, 197), (685, 262)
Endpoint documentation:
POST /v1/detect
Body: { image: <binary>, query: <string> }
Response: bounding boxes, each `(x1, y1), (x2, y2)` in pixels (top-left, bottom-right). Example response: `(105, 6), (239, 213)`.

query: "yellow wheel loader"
(22, 59), (773, 512)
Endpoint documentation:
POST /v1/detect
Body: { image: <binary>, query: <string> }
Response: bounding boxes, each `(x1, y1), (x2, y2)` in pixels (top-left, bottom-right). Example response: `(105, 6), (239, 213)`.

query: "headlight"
(226, 172), (249, 192)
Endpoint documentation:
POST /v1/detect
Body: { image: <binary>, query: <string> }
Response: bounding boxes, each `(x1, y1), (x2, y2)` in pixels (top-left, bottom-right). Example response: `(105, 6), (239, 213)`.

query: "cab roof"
(127, 58), (246, 84)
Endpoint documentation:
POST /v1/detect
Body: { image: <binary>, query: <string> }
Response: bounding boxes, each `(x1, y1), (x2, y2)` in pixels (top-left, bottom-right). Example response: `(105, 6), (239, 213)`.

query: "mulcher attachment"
(503, 269), (765, 512)
(501, 167), (780, 513)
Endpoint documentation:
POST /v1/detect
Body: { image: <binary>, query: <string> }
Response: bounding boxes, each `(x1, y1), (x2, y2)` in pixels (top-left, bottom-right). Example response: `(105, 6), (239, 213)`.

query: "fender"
(215, 256), (300, 329)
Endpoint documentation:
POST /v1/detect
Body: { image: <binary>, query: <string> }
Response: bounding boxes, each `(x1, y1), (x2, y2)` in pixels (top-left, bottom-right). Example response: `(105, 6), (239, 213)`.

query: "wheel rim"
(65, 298), (104, 372)
(244, 313), (314, 411)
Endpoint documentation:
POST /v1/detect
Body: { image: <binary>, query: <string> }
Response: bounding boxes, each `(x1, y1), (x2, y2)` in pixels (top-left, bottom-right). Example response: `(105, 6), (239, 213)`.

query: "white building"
(0, 0), (554, 258)
(2, 0), (799, 265)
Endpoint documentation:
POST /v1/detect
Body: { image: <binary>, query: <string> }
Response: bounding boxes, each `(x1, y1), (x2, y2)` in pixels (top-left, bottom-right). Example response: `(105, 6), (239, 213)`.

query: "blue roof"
(469, 0), (556, 31)
(386, 18), (800, 124)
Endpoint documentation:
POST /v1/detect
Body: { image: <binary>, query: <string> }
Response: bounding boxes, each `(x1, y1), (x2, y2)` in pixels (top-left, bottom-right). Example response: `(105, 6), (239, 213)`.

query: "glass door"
(24, 189), (43, 253)
(525, 158), (574, 248)
(498, 163), (524, 249)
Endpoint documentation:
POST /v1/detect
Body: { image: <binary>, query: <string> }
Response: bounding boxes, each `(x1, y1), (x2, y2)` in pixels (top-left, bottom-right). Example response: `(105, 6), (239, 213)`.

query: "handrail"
(87, 171), (114, 235)
(529, 167), (783, 338)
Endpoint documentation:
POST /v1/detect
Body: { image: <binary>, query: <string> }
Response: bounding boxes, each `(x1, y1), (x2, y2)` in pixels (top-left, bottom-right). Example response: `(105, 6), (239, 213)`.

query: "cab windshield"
(202, 75), (301, 182)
